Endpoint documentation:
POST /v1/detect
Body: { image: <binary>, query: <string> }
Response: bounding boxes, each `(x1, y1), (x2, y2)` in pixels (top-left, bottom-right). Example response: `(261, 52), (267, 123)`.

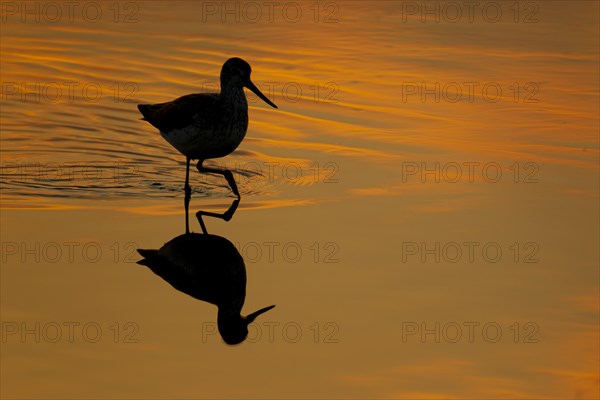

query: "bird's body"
(137, 233), (275, 345)
(138, 90), (249, 161)
(138, 234), (246, 310)
(137, 57), (277, 233)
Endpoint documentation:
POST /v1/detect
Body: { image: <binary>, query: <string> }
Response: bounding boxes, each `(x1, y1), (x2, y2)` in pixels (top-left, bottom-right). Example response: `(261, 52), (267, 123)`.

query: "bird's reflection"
(137, 199), (275, 345)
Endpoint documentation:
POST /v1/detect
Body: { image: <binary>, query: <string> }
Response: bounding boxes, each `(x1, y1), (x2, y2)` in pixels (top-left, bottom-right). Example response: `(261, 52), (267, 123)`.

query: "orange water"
(1, 1), (598, 398)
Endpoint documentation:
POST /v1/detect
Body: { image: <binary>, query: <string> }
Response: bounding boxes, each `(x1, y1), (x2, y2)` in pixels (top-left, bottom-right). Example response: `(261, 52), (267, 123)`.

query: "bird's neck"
(220, 82), (246, 105)
(217, 307), (243, 322)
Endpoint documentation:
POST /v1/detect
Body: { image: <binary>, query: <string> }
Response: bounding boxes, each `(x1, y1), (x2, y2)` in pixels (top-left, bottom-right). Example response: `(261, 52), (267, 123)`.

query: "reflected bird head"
(221, 57), (278, 109)
(218, 304), (276, 345)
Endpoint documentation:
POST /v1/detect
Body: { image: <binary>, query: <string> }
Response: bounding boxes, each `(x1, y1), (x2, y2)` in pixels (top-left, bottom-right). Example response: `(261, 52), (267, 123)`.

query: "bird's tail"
(136, 249), (159, 265)
(137, 104), (151, 121)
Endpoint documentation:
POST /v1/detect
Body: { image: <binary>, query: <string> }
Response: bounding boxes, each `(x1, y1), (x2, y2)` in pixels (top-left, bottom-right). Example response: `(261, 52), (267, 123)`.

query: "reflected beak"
(246, 80), (278, 109)
(245, 305), (276, 324)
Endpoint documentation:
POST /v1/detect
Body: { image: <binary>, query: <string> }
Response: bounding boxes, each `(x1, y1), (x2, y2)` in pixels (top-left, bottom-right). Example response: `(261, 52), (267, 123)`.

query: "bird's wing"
(136, 235), (244, 307)
(137, 248), (206, 301)
(137, 93), (219, 133)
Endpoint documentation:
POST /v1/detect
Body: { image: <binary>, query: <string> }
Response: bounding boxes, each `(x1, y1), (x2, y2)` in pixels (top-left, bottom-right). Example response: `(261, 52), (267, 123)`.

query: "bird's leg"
(196, 198), (240, 234)
(197, 161), (241, 198)
(197, 212), (208, 235)
(184, 157), (191, 234)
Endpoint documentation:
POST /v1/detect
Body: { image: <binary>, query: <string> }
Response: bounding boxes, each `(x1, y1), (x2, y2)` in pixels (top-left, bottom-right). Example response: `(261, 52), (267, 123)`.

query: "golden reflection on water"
(1, 1), (598, 398)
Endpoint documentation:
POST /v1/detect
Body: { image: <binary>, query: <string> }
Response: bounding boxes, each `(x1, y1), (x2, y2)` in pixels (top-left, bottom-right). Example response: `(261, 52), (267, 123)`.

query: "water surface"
(1, 1), (599, 398)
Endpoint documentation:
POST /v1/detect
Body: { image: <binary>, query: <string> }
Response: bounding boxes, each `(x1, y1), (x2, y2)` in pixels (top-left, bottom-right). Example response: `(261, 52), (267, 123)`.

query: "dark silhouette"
(137, 58), (278, 233)
(195, 198), (240, 234)
(137, 232), (275, 345)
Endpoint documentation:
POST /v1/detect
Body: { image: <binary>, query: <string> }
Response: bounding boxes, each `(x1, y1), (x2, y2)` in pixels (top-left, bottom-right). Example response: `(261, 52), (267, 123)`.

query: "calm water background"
(1, 1), (599, 398)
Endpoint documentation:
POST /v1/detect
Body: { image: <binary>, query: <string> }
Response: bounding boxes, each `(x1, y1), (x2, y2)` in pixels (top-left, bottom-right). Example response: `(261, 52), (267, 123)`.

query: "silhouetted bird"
(137, 57), (278, 200)
(137, 233), (275, 345)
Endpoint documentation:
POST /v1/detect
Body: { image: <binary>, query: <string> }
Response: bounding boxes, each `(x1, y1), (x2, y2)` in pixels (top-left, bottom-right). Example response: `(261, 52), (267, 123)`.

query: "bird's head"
(221, 57), (278, 109)
(217, 304), (276, 345)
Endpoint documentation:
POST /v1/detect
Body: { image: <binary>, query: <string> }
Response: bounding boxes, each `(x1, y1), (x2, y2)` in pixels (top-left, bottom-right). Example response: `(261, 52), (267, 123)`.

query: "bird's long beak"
(246, 80), (278, 109)
(245, 305), (276, 324)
